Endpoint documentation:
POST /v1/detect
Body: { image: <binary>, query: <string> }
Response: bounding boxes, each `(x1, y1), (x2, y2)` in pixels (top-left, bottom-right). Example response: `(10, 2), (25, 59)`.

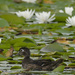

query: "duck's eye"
(21, 49), (24, 52)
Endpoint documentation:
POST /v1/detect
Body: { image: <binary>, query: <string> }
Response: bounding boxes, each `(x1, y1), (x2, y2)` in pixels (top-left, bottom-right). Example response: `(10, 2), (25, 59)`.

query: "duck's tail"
(42, 58), (64, 71)
(49, 58), (64, 71)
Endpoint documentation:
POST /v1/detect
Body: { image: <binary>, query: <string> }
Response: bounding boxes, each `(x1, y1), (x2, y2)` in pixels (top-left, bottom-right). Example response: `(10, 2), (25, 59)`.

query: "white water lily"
(16, 9), (35, 19)
(66, 16), (75, 26)
(22, 0), (36, 3)
(35, 11), (55, 23)
(15, 11), (23, 17)
(59, 10), (64, 13)
(65, 7), (74, 16)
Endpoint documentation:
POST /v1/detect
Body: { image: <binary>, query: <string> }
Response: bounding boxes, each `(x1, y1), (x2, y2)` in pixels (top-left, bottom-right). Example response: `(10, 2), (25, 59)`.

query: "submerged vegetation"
(0, 0), (75, 75)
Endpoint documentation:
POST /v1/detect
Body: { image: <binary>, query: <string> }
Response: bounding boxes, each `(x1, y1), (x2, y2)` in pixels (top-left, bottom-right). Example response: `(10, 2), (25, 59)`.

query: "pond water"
(0, 34), (75, 75)
(0, 0), (75, 75)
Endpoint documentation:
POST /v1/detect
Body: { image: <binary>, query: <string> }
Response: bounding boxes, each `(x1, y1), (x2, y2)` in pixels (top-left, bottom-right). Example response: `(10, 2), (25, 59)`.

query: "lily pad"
(56, 29), (71, 34)
(11, 66), (21, 69)
(0, 70), (2, 73)
(0, 44), (11, 49)
(3, 37), (36, 45)
(23, 38), (36, 44)
(14, 42), (36, 48)
(53, 65), (65, 72)
(8, 60), (22, 64)
(40, 43), (64, 52)
(68, 63), (75, 66)
(0, 18), (9, 27)
(0, 4), (9, 11)
(0, 54), (7, 61)
(55, 13), (68, 22)
(0, 14), (24, 25)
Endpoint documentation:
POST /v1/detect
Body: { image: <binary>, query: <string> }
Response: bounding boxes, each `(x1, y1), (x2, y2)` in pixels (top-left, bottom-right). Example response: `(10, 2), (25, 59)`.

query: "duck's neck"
(24, 55), (30, 59)
(23, 56), (31, 64)
(22, 56), (31, 68)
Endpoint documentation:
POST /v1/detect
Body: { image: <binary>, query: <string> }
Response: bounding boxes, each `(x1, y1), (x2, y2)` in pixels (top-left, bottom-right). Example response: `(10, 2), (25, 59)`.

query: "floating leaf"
(8, 60), (22, 64)
(11, 66), (21, 69)
(55, 13), (68, 22)
(68, 63), (75, 66)
(0, 54), (7, 61)
(56, 29), (71, 34)
(0, 44), (11, 49)
(8, 37), (25, 45)
(0, 18), (9, 27)
(5, 37), (36, 45)
(61, 54), (69, 60)
(40, 43), (64, 52)
(0, 4), (9, 11)
(14, 42), (36, 48)
(0, 14), (24, 25)
(53, 65), (65, 72)
(23, 38), (36, 44)
(46, 52), (57, 56)
(0, 70), (2, 73)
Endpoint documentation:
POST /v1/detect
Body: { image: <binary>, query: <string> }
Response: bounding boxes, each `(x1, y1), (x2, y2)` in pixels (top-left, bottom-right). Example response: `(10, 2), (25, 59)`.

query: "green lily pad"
(53, 65), (65, 72)
(14, 42), (36, 48)
(8, 60), (22, 64)
(0, 54), (7, 61)
(68, 63), (75, 66)
(0, 70), (2, 73)
(0, 18), (9, 27)
(56, 29), (71, 34)
(0, 14), (24, 25)
(11, 66), (21, 70)
(23, 38), (36, 44)
(0, 44), (11, 49)
(55, 13), (68, 22)
(3, 37), (36, 45)
(0, 4), (9, 11)
(40, 43), (64, 52)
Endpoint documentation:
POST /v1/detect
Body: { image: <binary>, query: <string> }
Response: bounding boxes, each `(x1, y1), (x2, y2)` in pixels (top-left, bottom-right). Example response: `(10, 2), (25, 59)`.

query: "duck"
(18, 47), (63, 71)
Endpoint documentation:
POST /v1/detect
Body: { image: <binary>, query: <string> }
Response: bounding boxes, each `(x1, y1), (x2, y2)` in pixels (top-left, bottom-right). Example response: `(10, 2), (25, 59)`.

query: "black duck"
(18, 47), (63, 71)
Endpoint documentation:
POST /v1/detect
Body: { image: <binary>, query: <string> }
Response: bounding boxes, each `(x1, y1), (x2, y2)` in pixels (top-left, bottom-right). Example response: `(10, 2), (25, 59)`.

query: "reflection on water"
(2, 70), (75, 75)
(9, 71), (75, 75)
(9, 73), (43, 75)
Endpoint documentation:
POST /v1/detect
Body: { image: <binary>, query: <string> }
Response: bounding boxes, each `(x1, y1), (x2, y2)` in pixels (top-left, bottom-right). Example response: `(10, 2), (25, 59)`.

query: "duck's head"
(18, 47), (30, 58)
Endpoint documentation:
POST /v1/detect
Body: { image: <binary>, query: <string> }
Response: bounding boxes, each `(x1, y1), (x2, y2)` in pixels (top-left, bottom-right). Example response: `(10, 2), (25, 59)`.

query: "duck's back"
(22, 57), (42, 70)
(33, 59), (52, 66)
(22, 57), (63, 71)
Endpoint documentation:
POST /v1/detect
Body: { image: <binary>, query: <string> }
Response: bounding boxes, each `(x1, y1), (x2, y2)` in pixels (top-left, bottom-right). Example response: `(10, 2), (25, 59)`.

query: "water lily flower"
(66, 16), (75, 26)
(15, 11), (23, 17)
(22, 0), (36, 3)
(59, 10), (64, 13)
(16, 9), (35, 19)
(35, 11), (55, 23)
(65, 7), (74, 16)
